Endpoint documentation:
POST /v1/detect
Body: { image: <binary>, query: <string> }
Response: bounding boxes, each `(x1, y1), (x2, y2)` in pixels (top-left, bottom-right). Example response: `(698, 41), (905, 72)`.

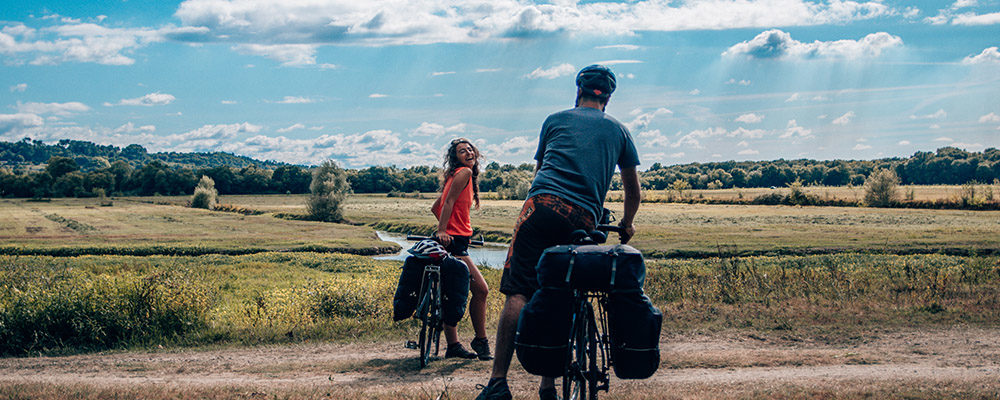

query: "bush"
(307, 160), (351, 222)
(863, 168), (900, 207)
(0, 268), (213, 355)
(190, 176), (217, 209)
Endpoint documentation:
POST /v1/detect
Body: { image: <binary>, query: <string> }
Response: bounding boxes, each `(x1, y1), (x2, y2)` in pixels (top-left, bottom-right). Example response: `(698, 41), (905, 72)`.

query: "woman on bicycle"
(431, 137), (493, 361)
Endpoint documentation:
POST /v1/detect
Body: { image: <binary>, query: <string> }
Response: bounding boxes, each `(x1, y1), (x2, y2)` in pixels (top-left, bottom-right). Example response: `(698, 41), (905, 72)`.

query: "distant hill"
(0, 138), (289, 171)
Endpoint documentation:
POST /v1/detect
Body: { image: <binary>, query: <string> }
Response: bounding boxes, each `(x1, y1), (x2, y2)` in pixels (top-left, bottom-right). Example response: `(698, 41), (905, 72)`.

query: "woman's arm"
(434, 168), (471, 246)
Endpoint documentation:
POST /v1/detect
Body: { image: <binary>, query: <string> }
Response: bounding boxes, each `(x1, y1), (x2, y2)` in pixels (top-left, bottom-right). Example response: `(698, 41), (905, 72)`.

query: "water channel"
(374, 231), (509, 269)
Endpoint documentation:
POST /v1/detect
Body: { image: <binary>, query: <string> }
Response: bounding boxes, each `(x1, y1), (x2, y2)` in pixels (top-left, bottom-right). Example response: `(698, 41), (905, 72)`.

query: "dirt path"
(2, 327), (999, 399)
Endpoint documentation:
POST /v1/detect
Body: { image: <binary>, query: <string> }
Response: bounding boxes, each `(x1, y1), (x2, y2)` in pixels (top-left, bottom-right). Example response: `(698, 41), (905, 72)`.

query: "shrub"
(190, 176), (217, 209)
(863, 168), (900, 207)
(0, 268), (213, 355)
(307, 160), (351, 222)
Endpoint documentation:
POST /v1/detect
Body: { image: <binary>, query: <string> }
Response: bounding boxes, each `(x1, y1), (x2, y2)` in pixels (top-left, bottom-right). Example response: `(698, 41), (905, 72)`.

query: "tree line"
(1, 138), (998, 199)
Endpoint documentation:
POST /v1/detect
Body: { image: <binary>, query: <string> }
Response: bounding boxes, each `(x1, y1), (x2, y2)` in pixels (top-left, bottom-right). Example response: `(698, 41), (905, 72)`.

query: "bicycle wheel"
(563, 301), (588, 400)
(417, 284), (434, 368)
(585, 302), (600, 400)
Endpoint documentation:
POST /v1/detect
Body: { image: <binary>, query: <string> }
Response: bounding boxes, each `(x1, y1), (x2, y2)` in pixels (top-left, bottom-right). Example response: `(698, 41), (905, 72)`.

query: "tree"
(45, 156), (79, 179)
(308, 160), (351, 222)
(190, 176), (217, 209)
(863, 168), (900, 207)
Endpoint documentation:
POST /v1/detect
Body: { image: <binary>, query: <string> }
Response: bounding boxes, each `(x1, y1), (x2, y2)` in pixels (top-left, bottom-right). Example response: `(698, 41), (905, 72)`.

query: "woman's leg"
(444, 324), (459, 345)
(460, 255), (489, 339)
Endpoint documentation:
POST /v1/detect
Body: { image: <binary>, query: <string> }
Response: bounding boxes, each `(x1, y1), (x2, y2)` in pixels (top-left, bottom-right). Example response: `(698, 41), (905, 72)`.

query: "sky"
(1, 0), (998, 169)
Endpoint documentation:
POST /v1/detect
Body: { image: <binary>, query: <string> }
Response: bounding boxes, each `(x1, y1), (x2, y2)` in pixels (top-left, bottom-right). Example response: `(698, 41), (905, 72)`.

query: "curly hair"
(441, 138), (481, 209)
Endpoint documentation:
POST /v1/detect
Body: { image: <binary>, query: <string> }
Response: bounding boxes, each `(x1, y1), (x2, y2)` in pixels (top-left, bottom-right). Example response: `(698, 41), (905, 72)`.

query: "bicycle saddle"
(570, 229), (608, 245)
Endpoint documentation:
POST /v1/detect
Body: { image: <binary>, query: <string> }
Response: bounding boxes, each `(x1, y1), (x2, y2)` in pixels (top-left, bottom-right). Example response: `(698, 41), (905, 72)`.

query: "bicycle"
(562, 224), (624, 400)
(403, 234), (483, 368)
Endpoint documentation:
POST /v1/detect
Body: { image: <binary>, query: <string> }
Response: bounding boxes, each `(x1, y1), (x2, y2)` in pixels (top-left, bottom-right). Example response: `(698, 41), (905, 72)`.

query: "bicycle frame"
(563, 290), (611, 400)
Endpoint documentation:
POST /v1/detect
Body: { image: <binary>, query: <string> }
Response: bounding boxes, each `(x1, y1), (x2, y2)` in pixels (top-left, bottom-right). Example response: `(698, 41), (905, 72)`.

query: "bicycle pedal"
(405, 340), (418, 349)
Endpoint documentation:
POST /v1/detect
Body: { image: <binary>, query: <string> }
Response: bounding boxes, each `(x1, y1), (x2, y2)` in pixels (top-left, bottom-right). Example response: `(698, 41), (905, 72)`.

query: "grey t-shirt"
(527, 107), (640, 222)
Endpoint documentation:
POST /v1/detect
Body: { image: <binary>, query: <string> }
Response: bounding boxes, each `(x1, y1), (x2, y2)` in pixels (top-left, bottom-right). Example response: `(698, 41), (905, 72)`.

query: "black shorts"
(444, 235), (470, 257)
(499, 194), (595, 298)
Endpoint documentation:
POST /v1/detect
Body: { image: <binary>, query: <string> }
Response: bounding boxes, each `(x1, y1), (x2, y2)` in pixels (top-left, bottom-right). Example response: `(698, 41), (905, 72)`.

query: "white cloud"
(910, 109), (947, 120)
(369, 93), (388, 98)
(275, 96), (315, 104)
(15, 101), (90, 116)
(626, 108), (673, 131)
(476, 68), (501, 73)
(962, 47), (1000, 64)
(780, 120), (813, 139)
(726, 78), (751, 86)
(737, 149), (759, 155)
(724, 29), (902, 60)
(432, 71), (456, 76)
(0, 113), (45, 134)
(952, 0), (977, 9)
(113, 122), (156, 134)
(853, 143), (872, 150)
(593, 59), (643, 65)
(525, 63), (576, 80)
(10, 83), (27, 93)
(483, 136), (538, 159)
(413, 122), (467, 137)
(0, 22), (199, 66)
(785, 93), (801, 102)
(233, 44), (317, 66)
(595, 44), (640, 51)
(669, 152), (685, 158)
(221, 100), (237, 105)
(951, 142), (984, 150)
(277, 123), (306, 133)
(735, 113), (763, 123)
(637, 129), (670, 148)
(952, 12), (1000, 25)
(934, 137), (954, 142)
(107, 92), (175, 107)
(832, 111), (855, 125)
(689, 89), (700, 96)
(898, 140), (911, 145)
(737, 140), (749, 147)
(979, 112), (1000, 123)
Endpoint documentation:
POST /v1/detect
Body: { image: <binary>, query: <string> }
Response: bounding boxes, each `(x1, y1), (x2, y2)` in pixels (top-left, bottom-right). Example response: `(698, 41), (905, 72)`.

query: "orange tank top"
(434, 167), (474, 236)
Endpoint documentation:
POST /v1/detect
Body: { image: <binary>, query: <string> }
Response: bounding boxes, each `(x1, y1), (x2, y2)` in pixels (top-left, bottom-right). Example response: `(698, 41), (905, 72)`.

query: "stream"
(374, 231), (509, 269)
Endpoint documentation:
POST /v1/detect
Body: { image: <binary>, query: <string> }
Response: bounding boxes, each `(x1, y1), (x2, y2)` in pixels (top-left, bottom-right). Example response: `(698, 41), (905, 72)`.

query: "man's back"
(529, 106), (639, 222)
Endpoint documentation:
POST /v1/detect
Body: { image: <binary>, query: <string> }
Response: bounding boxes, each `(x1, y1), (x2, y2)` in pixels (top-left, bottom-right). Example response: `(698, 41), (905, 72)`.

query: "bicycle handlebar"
(595, 224), (625, 234)
(406, 234), (485, 246)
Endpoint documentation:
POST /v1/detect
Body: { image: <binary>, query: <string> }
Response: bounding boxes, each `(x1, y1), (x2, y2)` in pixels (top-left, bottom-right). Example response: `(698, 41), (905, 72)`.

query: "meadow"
(2, 192), (998, 398)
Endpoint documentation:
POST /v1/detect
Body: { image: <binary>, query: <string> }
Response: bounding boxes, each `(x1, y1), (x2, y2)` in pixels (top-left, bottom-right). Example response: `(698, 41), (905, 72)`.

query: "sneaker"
(475, 378), (512, 400)
(444, 343), (477, 359)
(539, 387), (560, 400)
(470, 337), (494, 360)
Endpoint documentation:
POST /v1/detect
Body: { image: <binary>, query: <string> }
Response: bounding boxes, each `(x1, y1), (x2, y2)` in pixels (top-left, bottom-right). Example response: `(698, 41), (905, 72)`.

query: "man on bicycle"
(476, 64), (641, 400)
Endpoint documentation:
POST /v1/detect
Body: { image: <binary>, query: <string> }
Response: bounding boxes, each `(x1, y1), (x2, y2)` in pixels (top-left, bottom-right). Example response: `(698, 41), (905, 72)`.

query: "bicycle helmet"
(575, 64), (616, 99)
(408, 239), (448, 260)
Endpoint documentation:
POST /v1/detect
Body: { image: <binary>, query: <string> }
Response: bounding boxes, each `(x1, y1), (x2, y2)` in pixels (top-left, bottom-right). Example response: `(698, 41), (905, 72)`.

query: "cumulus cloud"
(979, 112), (1000, 123)
(369, 93), (388, 98)
(525, 63), (576, 79)
(934, 137), (954, 142)
(482, 136), (538, 159)
(780, 120), (813, 139)
(910, 109), (947, 120)
(113, 122), (156, 134)
(637, 129), (670, 148)
(276, 123), (306, 133)
(275, 96), (316, 104)
(412, 122), (466, 137)
(898, 140), (911, 145)
(962, 47), (1000, 64)
(107, 92), (175, 107)
(952, 12), (1000, 25)
(626, 108), (673, 131)
(16, 101), (90, 116)
(0, 113), (45, 134)
(735, 113), (763, 123)
(852, 143), (872, 150)
(726, 78), (751, 86)
(832, 111), (855, 125)
(0, 22), (199, 66)
(10, 83), (27, 92)
(431, 71), (456, 76)
(595, 44), (640, 51)
(737, 149), (759, 155)
(233, 44), (317, 66)
(476, 68), (501, 73)
(724, 29), (902, 60)
(689, 89), (701, 95)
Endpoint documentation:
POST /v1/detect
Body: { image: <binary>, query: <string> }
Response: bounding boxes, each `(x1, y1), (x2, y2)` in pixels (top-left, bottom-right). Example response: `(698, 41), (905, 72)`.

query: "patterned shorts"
(499, 194), (595, 297)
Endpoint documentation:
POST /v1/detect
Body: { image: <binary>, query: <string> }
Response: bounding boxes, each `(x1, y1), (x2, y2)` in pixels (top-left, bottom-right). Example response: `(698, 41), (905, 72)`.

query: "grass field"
(2, 191), (999, 398)
(635, 184), (999, 203)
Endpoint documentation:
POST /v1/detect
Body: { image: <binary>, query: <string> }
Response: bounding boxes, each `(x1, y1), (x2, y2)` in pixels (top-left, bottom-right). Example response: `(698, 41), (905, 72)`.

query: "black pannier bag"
(536, 244), (645, 291)
(391, 255), (469, 325)
(607, 292), (662, 379)
(514, 287), (573, 377)
(439, 255), (470, 326)
(392, 256), (428, 321)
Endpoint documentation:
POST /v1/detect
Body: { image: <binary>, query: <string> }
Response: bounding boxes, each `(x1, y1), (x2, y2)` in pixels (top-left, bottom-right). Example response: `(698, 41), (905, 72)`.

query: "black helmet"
(575, 64), (616, 99)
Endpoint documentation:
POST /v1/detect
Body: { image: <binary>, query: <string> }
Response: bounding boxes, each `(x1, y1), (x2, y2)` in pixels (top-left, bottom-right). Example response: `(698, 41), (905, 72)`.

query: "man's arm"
(619, 166), (640, 244)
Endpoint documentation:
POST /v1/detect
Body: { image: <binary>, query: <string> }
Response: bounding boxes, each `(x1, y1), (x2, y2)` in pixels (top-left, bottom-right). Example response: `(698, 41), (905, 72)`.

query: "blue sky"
(1, 0), (998, 168)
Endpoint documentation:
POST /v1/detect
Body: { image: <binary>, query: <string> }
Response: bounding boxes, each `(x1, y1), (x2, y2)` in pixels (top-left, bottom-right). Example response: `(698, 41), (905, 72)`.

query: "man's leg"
(489, 293), (527, 379)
